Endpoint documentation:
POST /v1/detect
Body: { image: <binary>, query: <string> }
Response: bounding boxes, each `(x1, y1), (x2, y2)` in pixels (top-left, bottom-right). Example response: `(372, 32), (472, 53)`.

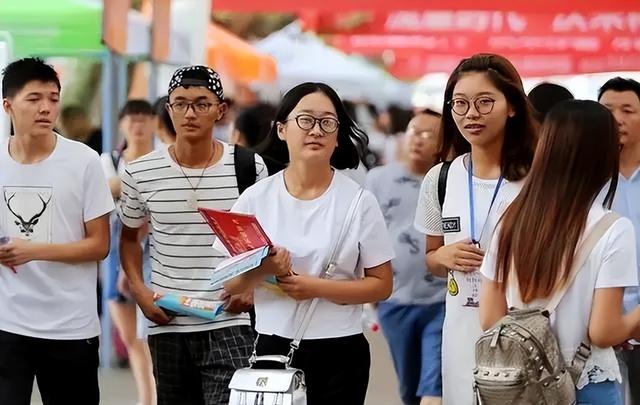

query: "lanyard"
(467, 155), (503, 246)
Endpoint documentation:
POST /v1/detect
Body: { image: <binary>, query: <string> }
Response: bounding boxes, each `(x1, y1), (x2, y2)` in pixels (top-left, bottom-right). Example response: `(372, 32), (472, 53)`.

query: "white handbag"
(228, 189), (364, 405)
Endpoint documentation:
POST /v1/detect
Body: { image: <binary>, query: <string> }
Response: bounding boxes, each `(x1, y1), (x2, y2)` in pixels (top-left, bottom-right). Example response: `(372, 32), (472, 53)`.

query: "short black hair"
(153, 96), (176, 137)
(419, 108), (442, 118)
(119, 99), (153, 120)
(258, 82), (368, 170)
(60, 105), (86, 122)
(598, 77), (640, 103)
(234, 103), (277, 148)
(2, 57), (61, 99)
(387, 105), (414, 134)
(528, 82), (574, 122)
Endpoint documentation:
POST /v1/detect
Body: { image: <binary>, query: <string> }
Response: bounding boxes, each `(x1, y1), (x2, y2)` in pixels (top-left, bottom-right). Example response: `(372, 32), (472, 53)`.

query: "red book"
(198, 208), (272, 256)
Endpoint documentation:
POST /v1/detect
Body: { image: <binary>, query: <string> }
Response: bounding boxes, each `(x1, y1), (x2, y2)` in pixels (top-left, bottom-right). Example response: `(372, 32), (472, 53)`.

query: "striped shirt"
(119, 142), (267, 334)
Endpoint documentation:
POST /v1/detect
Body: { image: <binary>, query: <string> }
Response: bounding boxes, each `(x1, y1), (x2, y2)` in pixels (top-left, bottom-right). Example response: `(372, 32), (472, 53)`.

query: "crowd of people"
(0, 53), (639, 405)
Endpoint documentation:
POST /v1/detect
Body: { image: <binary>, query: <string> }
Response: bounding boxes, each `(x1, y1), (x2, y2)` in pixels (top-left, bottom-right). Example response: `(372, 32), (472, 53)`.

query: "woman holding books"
(217, 82), (395, 405)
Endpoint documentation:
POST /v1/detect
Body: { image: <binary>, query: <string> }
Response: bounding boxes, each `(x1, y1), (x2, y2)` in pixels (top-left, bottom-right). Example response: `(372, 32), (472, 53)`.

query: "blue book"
(210, 245), (271, 287)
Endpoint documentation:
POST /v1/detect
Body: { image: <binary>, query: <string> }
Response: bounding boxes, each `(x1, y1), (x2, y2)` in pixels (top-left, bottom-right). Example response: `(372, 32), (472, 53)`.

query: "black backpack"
(438, 161), (452, 208)
(233, 145), (259, 194)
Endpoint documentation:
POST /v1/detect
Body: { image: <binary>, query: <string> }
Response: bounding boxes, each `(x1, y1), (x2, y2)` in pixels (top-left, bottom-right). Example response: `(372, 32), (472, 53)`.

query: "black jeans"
(256, 333), (371, 405)
(0, 329), (100, 405)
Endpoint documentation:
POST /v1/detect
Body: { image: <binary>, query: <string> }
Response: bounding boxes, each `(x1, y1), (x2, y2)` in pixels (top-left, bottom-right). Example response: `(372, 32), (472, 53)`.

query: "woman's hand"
(434, 239), (484, 272)
(277, 274), (323, 301)
(263, 246), (292, 276)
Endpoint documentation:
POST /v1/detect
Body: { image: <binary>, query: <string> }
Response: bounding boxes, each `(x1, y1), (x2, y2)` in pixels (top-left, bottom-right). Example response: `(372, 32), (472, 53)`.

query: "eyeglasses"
(286, 114), (339, 134)
(408, 127), (438, 140)
(448, 97), (496, 116)
(168, 101), (218, 115)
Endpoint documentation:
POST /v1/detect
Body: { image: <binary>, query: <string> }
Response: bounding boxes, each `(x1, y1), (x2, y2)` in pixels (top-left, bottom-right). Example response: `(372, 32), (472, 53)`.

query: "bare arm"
(589, 287), (640, 347)
(108, 177), (122, 199)
(426, 235), (448, 277)
(277, 261), (393, 305)
(0, 214), (110, 266)
(119, 224), (145, 289)
(120, 222), (171, 325)
(479, 275), (508, 331)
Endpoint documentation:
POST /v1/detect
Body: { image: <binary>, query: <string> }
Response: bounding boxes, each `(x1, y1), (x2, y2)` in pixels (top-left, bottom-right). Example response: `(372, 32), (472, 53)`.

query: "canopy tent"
(255, 23), (411, 105)
(213, 0), (639, 13)
(0, 0), (103, 57)
(0, 0), (193, 63)
(207, 23), (277, 84)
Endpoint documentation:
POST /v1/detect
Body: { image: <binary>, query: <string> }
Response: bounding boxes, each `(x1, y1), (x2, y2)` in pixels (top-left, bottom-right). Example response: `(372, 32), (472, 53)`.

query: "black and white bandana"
(167, 65), (224, 101)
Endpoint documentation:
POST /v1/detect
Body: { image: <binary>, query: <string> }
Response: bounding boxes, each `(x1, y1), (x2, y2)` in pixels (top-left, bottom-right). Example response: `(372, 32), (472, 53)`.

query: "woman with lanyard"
(414, 53), (538, 404)
(218, 82), (394, 404)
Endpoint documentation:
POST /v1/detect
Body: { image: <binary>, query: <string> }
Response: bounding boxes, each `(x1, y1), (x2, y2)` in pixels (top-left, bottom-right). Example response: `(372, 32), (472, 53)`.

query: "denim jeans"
(577, 381), (622, 405)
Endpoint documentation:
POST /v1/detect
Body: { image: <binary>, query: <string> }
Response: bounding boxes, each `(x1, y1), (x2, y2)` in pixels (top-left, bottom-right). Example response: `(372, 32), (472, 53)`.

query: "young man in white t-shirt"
(0, 58), (114, 404)
(119, 65), (267, 405)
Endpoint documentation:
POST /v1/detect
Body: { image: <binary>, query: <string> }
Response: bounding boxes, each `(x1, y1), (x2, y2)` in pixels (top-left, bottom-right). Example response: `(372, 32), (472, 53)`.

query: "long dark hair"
(257, 82), (368, 170)
(439, 53), (538, 181)
(495, 100), (619, 302)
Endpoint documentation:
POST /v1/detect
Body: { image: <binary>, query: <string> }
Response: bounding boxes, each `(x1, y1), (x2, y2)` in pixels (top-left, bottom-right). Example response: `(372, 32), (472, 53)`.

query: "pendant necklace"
(172, 143), (217, 210)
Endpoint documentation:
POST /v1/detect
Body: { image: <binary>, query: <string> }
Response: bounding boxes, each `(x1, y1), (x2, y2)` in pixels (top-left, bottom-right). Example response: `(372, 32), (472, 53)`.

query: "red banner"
(305, 11), (640, 36)
(321, 11), (640, 77)
(213, 0), (640, 13)
(330, 34), (640, 56)
(388, 53), (640, 79)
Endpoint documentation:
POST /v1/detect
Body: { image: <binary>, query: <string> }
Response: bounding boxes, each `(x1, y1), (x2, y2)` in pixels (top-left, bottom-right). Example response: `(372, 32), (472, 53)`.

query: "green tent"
(0, 0), (103, 57)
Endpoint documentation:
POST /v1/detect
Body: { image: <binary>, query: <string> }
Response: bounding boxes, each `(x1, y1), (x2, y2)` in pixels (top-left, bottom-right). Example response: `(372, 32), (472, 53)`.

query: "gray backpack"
(473, 212), (619, 405)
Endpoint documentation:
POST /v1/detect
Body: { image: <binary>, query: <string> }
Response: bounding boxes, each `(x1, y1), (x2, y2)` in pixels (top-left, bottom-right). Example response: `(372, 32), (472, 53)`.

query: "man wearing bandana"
(118, 66), (268, 404)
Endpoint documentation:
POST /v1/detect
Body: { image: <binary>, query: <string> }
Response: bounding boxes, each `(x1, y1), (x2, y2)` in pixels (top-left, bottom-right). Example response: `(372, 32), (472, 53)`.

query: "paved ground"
(31, 330), (401, 405)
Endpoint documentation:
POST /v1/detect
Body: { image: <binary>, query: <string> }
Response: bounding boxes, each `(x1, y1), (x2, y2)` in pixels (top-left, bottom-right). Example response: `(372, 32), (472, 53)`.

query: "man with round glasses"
(118, 65), (267, 405)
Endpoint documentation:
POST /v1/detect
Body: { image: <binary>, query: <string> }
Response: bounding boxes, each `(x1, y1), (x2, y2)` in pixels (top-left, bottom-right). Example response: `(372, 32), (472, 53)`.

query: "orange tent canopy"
(208, 23), (277, 84)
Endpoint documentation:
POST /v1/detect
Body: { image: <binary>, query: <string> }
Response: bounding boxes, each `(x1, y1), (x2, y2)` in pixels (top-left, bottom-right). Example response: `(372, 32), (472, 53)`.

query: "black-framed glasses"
(168, 101), (218, 115)
(286, 114), (339, 133)
(448, 97), (496, 116)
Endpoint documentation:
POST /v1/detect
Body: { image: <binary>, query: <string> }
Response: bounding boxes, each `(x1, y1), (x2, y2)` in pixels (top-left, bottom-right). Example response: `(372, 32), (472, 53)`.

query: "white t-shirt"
(216, 170), (395, 339)
(100, 151), (126, 180)
(0, 134), (114, 339)
(119, 142), (268, 335)
(480, 204), (638, 389)
(413, 154), (523, 404)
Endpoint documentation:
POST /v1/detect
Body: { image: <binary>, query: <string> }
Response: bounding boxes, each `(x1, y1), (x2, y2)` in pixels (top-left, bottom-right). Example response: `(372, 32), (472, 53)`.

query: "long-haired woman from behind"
(413, 54), (538, 404)
(480, 100), (640, 404)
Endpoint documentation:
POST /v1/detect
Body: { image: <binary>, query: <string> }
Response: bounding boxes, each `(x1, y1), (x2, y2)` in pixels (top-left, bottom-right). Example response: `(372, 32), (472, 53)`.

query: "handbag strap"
(287, 188), (365, 358)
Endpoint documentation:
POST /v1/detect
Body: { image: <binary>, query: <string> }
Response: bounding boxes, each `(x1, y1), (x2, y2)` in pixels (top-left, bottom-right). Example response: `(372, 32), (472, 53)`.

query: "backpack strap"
(438, 161), (452, 209)
(234, 145), (257, 194)
(544, 212), (620, 313)
(111, 150), (121, 173)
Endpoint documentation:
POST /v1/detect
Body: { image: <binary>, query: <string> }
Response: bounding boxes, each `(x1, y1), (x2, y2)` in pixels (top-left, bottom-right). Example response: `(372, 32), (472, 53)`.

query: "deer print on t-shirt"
(2, 187), (53, 243)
